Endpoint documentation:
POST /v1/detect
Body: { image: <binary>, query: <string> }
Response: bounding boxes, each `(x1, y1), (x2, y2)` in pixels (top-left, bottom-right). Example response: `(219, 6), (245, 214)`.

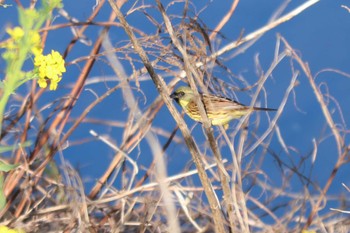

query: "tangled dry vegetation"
(1, 0), (349, 232)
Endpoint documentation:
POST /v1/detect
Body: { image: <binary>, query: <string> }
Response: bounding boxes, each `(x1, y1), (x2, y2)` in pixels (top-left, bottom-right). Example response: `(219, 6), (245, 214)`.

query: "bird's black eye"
(178, 91), (185, 97)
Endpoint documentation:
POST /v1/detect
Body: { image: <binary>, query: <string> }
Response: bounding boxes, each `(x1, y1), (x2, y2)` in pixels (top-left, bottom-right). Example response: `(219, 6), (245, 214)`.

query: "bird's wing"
(201, 93), (249, 111)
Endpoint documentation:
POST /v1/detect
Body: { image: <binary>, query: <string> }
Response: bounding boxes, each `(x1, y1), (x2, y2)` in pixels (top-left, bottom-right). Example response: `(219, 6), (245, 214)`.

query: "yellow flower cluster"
(34, 50), (66, 90)
(29, 31), (42, 56)
(6, 27), (24, 41)
(2, 26), (65, 90)
(0, 226), (25, 233)
(3, 26), (42, 57)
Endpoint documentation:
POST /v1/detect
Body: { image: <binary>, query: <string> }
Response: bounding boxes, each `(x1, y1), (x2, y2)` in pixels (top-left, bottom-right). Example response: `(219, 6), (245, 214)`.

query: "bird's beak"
(170, 92), (177, 99)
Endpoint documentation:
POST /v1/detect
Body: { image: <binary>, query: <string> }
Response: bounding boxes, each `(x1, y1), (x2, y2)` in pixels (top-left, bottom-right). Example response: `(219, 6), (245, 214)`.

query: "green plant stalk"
(0, 1), (63, 133)
(0, 28), (34, 134)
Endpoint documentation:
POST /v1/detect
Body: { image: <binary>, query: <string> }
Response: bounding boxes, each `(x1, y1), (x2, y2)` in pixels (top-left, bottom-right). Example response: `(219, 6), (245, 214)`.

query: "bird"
(170, 86), (276, 128)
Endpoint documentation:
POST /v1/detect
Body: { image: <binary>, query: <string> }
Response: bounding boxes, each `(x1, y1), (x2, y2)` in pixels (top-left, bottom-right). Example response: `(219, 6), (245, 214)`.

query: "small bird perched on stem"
(170, 86), (276, 129)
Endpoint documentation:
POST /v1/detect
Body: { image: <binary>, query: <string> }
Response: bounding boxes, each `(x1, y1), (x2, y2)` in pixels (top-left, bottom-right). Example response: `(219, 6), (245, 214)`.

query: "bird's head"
(170, 86), (195, 107)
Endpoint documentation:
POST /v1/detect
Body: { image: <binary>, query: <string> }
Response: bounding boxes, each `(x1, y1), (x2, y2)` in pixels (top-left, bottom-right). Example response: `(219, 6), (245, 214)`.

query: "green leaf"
(0, 141), (32, 154)
(0, 161), (19, 172)
(0, 174), (6, 210)
(44, 161), (60, 181)
(18, 8), (38, 30)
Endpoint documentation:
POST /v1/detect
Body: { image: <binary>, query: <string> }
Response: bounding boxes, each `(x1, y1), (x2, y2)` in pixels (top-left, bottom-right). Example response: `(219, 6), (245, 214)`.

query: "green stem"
(0, 90), (12, 135)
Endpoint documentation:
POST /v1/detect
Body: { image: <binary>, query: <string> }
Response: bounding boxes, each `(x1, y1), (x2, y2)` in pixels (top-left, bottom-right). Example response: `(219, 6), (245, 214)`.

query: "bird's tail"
(253, 107), (277, 111)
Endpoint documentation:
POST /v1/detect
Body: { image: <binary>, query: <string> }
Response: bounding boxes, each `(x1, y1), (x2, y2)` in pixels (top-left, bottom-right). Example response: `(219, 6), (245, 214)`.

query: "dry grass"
(1, 0), (350, 232)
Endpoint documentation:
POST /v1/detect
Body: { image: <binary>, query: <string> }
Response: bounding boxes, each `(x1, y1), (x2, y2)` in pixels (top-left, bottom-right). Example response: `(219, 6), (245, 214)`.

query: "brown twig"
(280, 36), (348, 229)
(108, 0), (228, 232)
(209, 0), (240, 41)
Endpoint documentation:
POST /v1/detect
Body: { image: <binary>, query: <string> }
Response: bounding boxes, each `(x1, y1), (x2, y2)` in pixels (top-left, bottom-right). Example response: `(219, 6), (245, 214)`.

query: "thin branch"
(108, 0), (226, 232)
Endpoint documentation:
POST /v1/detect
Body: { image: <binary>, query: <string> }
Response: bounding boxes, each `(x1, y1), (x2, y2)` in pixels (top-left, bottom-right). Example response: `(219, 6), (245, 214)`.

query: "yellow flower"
(6, 27), (24, 40)
(29, 30), (42, 56)
(1, 27), (24, 51)
(34, 50), (66, 90)
(2, 26), (42, 56)
(0, 225), (25, 233)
